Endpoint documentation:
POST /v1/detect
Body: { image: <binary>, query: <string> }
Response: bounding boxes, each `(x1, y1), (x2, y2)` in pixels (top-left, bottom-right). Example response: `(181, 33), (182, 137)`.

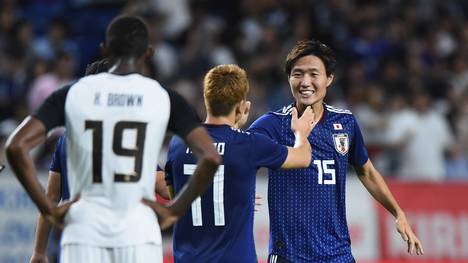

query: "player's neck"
(205, 114), (235, 127)
(107, 57), (143, 75)
(297, 102), (324, 123)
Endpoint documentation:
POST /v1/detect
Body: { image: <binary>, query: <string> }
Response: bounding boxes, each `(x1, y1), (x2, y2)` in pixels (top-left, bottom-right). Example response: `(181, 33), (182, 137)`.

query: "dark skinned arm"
(6, 117), (72, 226)
(144, 126), (220, 229)
(30, 171), (61, 263)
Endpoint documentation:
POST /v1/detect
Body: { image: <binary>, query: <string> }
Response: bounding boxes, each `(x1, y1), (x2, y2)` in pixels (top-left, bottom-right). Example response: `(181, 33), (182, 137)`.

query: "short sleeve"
(166, 89), (202, 138)
(164, 136), (181, 186)
(248, 113), (280, 142)
(49, 135), (66, 173)
(250, 133), (288, 170)
(32, 85), (72, 132)
(349, 119), (369, 166)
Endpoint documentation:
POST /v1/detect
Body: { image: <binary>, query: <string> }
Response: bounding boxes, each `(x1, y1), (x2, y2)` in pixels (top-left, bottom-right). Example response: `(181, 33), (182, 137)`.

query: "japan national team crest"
(333, 133), (349, 155)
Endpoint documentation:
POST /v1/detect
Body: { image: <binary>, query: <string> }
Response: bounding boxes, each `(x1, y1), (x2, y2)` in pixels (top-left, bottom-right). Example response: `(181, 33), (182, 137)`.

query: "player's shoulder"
(272, 104), (295, 117)
(219, 126), (252, 145)
(168, 135), (186, 150)
(324, 103), (356, 120)
(235, 126), (273, 148)
(252, 104), (292, 125)
(324, 103), (360, 133)
(248, 104), (292, 135)
(78, 73), (164, 89)
(324, 104), (353, 115)
(229, 126), (251, 135)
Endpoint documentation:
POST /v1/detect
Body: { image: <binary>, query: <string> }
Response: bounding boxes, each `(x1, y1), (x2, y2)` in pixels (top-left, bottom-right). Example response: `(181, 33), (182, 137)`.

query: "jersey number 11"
(184, 164), (225, 227)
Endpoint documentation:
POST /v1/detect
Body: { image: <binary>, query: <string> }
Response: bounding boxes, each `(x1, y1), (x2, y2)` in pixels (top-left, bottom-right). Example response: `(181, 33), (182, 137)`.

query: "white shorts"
(60, 243), (162, 263)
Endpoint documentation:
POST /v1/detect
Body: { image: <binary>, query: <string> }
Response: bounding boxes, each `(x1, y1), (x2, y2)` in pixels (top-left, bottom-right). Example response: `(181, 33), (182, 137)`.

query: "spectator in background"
(33, 18), (80, 66)
(0, 0), (467, 178)
(145, 14), (178, 83)
(353, 82), (389, 172)
(28, 52), (75, 112)
(385, 89), (454, 181)
(446, 90), (468, 180)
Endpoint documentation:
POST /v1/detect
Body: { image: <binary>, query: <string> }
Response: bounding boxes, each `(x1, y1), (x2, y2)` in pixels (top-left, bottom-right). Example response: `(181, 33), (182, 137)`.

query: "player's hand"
(30, 253), (48, 263)
(234, 100), (251, 129)
(254, 193), (263, 212)
(44, 197), (78, 228)
(142, 199), (179, 230)
(395, 214), (424, 255)
(291, 106), (316, 137)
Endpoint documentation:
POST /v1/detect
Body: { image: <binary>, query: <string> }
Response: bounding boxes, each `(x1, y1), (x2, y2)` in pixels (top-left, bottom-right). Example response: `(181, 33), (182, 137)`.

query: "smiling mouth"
(299, 90), (316, 97)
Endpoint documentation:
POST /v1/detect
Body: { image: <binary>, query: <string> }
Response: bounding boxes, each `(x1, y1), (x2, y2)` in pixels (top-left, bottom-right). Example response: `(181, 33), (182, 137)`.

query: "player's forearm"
(6, 144), (54, 215)
(170, 126), (221, 216)
(169, 156), (220, 216)
(32, 214), (52, 254)
(282, 133), (311, 168)
(355, 160), (404, 218)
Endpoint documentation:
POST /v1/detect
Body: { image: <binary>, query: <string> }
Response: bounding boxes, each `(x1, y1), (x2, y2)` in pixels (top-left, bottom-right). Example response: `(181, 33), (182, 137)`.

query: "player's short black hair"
(285, 40), (336, 76)
(85, 59), (110, 75)
(106, 15), (149, 58)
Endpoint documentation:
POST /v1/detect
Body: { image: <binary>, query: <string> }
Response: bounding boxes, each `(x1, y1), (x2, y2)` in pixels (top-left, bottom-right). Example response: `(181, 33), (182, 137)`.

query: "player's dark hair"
(85, 59), (110, 75)
(285, 40), (336, 76)
(106, 16), (149, 58)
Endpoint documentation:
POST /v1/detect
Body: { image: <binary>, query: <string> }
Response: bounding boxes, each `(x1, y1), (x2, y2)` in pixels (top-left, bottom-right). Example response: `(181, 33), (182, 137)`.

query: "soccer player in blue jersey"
(164, 64), (316, 263)
(249, 40), (424, 263)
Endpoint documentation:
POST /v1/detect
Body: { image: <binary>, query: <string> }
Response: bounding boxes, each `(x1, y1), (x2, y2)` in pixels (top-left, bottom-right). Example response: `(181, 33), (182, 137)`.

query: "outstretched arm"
(30, 171), (61, 263)
(354, 159), (424, 255)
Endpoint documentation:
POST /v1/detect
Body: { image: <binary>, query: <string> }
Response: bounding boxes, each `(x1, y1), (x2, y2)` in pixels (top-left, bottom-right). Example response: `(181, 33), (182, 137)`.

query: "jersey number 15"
(313, 160), (336, 185)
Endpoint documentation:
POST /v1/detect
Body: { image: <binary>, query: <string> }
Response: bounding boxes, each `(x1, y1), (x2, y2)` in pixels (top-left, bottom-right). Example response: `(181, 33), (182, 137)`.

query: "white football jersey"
(34, 72), (201, 247)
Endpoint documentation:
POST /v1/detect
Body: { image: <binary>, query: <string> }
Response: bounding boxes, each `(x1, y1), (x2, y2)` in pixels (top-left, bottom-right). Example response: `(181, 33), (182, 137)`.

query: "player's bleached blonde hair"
(203, 64), (249, 117)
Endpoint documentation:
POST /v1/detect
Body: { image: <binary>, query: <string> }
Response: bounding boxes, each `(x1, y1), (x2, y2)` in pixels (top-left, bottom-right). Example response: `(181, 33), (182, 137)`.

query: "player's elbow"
(203, 150), (222, 167)
(5, 135), (24, 161)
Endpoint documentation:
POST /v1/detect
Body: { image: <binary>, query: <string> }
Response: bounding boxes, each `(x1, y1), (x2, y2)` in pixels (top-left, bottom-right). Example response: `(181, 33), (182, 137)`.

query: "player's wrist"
(31, 251), (47, 257)
(395, 210), (406, 220)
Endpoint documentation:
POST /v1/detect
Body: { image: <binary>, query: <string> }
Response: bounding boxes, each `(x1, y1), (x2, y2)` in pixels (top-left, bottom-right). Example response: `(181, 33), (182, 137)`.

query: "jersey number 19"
(85, 120), (147, 183)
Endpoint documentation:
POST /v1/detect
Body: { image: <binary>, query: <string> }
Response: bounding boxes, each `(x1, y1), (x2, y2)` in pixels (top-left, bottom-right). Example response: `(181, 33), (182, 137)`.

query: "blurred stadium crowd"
(0, 0), (467, 181)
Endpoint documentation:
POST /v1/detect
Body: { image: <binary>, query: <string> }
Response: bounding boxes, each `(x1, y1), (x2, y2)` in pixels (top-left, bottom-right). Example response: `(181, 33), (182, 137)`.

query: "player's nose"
(300, 74), (313, 87)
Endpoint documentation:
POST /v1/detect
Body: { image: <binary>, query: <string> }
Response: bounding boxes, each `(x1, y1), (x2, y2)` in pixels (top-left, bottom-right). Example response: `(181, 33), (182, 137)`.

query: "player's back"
(166, 124), (286, 263)
(62, 72), (170, 247)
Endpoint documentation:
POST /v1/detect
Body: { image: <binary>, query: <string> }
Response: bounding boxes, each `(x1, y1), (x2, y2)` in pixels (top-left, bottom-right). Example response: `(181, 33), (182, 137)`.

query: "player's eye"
(292, 72), (302, 77)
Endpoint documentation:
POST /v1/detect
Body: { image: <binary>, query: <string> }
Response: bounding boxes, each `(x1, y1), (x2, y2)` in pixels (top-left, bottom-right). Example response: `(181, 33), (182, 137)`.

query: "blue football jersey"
(165, 124), (288, 263)
(49, 134), (70, 201)
(249, 104), (369, 263)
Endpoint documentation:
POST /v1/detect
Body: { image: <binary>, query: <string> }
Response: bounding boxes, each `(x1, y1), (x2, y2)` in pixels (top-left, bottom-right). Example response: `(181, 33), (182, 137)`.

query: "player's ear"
(144, 45), (155, 61)
(234, 101), (243, 122)
(326, 74), (334, 88)
(100, 42), (108, 57)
